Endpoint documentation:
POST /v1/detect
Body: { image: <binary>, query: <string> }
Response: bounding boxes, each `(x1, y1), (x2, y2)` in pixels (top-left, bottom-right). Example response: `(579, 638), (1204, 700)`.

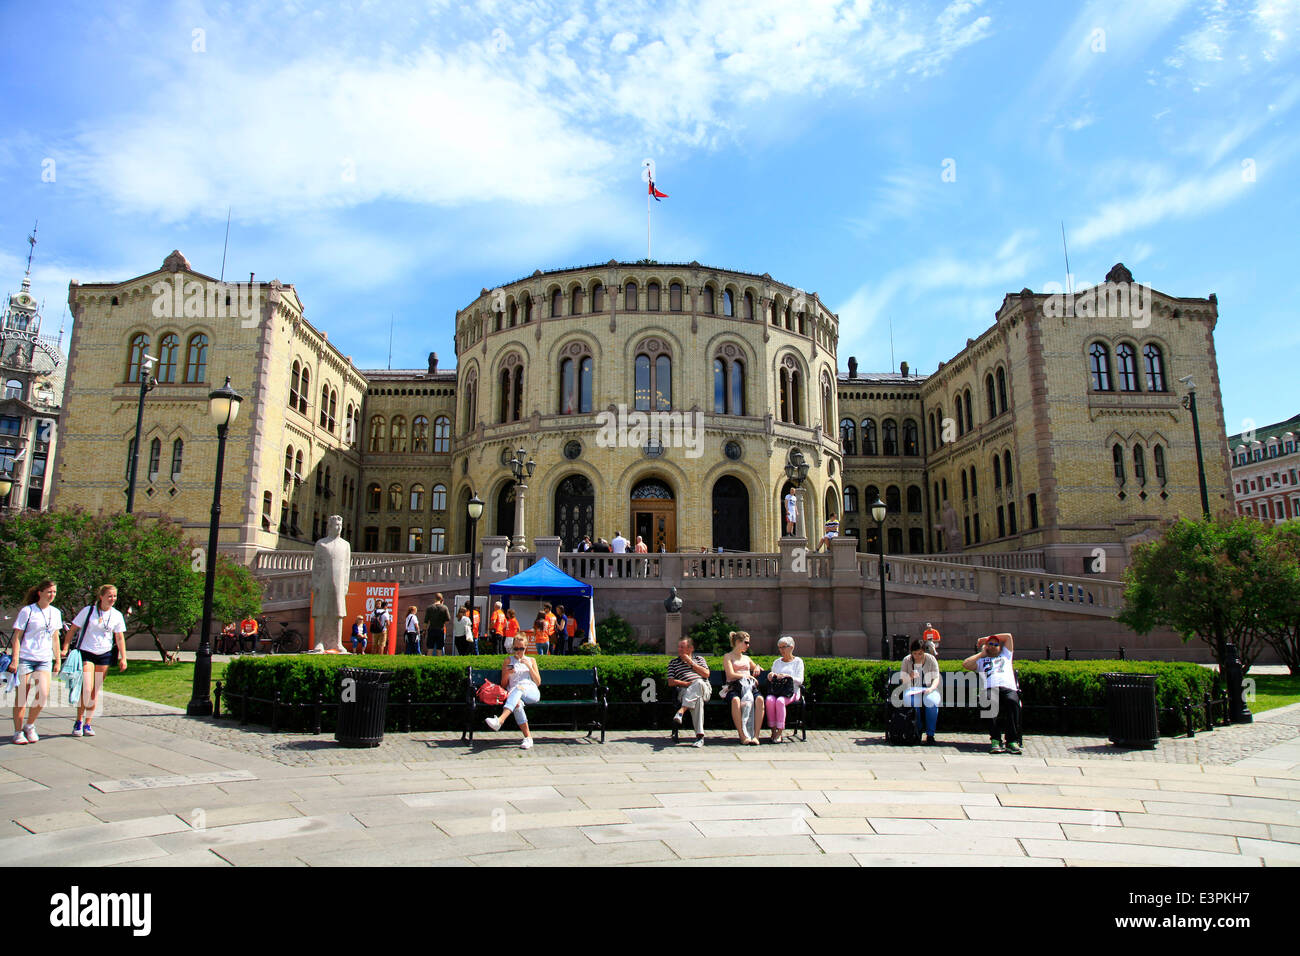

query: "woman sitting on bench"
(484, 637), (542, 750)
(722, 630), (764, 745)
(900, 638), (940, 745)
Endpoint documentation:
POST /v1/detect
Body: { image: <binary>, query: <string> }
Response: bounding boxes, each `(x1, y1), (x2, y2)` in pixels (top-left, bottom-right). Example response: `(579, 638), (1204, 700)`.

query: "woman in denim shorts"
(8, 580), (63, 745)
(62, 584), (128, 737)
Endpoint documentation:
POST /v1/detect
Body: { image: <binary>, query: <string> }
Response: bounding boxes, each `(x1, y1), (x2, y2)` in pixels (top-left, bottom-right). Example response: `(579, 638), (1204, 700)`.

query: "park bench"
(881, 669), (1007, 743)
(462, 667), (608, 744)
(665, 670), (811, 742)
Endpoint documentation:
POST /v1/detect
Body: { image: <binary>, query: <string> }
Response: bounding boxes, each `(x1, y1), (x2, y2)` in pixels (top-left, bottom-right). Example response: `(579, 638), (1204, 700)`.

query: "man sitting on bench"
(963, 632), (1022, 755)
(667, 637), (710, 748)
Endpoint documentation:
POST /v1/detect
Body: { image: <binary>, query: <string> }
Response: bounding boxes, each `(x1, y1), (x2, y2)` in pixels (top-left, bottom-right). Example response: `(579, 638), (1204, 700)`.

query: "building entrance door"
(630, 478), (676, 551)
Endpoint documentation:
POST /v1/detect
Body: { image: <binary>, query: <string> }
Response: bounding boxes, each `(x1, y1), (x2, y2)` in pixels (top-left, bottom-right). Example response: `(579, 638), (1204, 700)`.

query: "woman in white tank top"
(484, 637), (542, 749)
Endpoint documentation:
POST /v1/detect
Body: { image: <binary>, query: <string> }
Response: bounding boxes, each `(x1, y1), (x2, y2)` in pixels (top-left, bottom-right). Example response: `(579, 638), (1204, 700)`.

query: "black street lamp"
(125, 354), (158, 514)
(466, 492), (484, 650)
(0, 469), (12, 510)
(871, 496), (888, 655)
(187, 376), (243, 717)
(1179, 375), (1212, 519)
(783, 448), (810, 537)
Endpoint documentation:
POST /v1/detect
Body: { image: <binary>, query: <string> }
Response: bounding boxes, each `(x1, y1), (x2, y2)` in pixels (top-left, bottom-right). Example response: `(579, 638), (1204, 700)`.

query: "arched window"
(170, 439), (183, 478)
(986, 373), (997, 418)
(886, 485), (901, 514)
(433, 416), (451, 453)
(1116, 343), (1139, 391)
(993, 455), (1002, 488)
(498, 356), (524, 423)
(327, 389), (337, 432)
(928, 413), (937, 452)
(743, 292), (754, 320)
(821, 377), (834, 430)
(155, 334), (178, 384)
(730, 360), (745, 416)
(964, 388), (973, 432)
(1143, 344), (1166, 392)
(1113, 444), (1125, 483)
(3, 379), (20, 400)
(907, 485), (923, 513)
(703, 285), (715, 314)
(412, 415), (430, 453)
(410, 483), (424, 511)
(844, 485), (859, 513)
(903, 420), (919, 456)
(320, 385), (331, 428)
(723, 289), (735, 316)
(147, 438), (161, 477)
(551, 288), (562, 317)
(508, 302), (517, 327)
(559, 350), (594, 415)
(1090, 343), (1113, 391)
(647, 281), (660, 311)
(1153, 444), (1167, 485)
(283, 447), (293, 489)
(431, 484), (447, 511)
(184, 334), (208, 383)
(1003, 450), (1013, 488)
(128, 334), (150, 382)
(882, 419), (898, 456)
(669, 282), (683, 311)
(625, 281), (637, 310)
(289, 360), (301, 409)
(969, 466), (977, 499)
(294, 450), (303, 484)
(954, 394), (965, 437)
(366, 483), (381, 511)
(389, 416), (408, 453)
(262, 492), (273, 531)
(298, 366), (310, 415)
(634, 342), (672, 411)
(865, 485), (880, 510)
(369, 416), (386, 453)
(961, 471), (969, 499)
(431, 528), (446, 553)
(462, 375), (478, 433)
(1133, 444), (1147, 485)
(571, 286), (584, 316)
(861, 418), (877, 456)
(840, 419), (857, 456)
(996, 367), (1008, 413)
(713, 360), (726, 414)
(388, 483), (403, 511)
(591, 282), (604, 312)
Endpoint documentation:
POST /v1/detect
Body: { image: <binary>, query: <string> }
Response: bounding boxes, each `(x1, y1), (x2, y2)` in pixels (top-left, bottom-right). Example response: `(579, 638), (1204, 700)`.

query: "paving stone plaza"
(3, 688), (1297, 867)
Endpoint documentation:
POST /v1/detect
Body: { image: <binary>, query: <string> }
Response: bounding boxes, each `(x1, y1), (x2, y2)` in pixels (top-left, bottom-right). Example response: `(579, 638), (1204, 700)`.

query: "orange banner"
(310, 582), (400, 654)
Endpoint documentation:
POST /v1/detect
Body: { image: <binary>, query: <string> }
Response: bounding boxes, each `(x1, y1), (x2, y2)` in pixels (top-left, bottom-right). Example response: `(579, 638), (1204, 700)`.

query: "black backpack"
(369, 608), (386, 634)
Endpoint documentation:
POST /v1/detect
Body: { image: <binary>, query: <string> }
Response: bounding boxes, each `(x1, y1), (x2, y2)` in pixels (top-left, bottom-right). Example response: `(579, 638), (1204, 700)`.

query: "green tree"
(0, 508), (261, 662)
(687, 603), (742, 656)
(1118, 516), (1284, 670)
(1255, 521), (1300, 675)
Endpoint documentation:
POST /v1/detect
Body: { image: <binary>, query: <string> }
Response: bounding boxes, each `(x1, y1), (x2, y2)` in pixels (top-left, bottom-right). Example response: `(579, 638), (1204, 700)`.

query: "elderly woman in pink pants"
(765, 636), (804, 743)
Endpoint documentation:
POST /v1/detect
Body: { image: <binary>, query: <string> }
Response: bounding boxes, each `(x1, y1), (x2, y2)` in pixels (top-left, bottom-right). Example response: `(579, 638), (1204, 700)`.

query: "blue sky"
(2, 0), (1298, 434)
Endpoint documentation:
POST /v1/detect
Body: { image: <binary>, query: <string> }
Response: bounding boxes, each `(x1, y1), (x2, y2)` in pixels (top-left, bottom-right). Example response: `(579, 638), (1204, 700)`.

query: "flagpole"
(647, 183), (651, 260)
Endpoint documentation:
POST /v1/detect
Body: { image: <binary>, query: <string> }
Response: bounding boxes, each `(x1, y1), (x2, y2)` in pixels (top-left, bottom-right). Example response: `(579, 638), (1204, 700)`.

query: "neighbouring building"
(1228, 413), (1300, 522)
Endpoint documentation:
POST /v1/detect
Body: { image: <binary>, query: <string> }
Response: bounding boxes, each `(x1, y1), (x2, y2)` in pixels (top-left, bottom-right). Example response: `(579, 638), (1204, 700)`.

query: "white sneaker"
(692, 736), (704, 748)
(72, 721), (83, 737)
(82, 724), (95, 737)
(23, 725), (38, 744)
(520, 737), (533, 750)
(485, 716), (501, 731)
(11, 732), (25, 745)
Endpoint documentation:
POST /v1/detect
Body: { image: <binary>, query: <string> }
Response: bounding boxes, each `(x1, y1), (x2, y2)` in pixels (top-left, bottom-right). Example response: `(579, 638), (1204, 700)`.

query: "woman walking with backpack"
(61, 584), (128, 737)
(8, 580), (63, 745)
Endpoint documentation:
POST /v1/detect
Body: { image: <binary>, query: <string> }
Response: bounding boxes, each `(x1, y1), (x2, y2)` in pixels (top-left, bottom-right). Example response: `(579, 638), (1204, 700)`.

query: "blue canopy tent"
(489, 558), (595, 647)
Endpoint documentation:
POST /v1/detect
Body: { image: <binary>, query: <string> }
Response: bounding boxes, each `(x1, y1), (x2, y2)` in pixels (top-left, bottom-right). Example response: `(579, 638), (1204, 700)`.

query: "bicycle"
(262, 619), (303, 654)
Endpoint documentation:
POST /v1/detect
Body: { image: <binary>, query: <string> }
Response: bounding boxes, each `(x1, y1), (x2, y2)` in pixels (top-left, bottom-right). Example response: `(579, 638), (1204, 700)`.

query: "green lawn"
(1248, 673), (1300, 713)
(104, 661), (229, 709)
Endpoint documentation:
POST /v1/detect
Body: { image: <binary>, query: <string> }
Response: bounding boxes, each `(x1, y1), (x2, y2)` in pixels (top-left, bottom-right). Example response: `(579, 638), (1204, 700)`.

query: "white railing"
(924, 550), (1047, 570)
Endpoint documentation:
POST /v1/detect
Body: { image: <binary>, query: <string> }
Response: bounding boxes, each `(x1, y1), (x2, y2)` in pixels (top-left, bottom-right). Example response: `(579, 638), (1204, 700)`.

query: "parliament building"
(52, 253), (1232, 577)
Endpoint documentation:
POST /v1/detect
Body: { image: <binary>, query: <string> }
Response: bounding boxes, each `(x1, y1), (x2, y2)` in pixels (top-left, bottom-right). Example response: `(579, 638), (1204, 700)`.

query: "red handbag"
(477, 680), (508, 706)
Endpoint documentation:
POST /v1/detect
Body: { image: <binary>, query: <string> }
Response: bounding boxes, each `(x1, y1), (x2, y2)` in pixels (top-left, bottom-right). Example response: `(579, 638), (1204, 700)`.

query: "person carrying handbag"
(765, 636), (804, 744)
(61, 585), (128, 738)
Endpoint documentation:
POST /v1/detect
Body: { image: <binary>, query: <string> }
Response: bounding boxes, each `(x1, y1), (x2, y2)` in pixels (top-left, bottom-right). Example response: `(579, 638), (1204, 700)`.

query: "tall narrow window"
(886, 485), (901, 513)
(412, 415), (430, 453)
(655, 355), (671, 409)
(591, 283), (604, 312)
(579, 357), (593, 413)
(714, 360), (726, 414)
(928, 413), (937, 451)
(431, 484), (447, 511)
(1133, 444), (1147, 485)
(389, 416), (407, 453)
(730, 360), (744, 415)
(723, 289), (734, 316)
(882, 419), (898, 456)
(1004, 450), (1013, 488)
(703, 286), (715, 314)
(970, 467), (978, 499)
(1153, 444), (1167, 486)
(647, 282), (660, 311)
(1116, 343), (1139, 391)
(298, 366), (309, 415)
(625, 281), (637, 310)
(861, 419), (877, 456)
(185, 334), (208, 383)
(955, 394), (965, 437)
(779, 369), (790, 422)
(1028, 493), (1038, 528)
(290, 361), (300, 409)
(128, 334), (150, 382)
(669, 282), (682, 311)
(156, 334), (178, 383)
(996, 367), (1007, 413)
(560, 358), (576, 414)
(388, 483), (403, 511)
(171, 439), (183, 478)
(571, 286), (583, 316)
(1008, 501), (1017, 535)
(993, 455), (1002, 488)
(320, 385), (331, 428)
(410, 484), (424, 511)
(523, 295), (532, 323)
(1143, 344), (1166, 392)
(986, 373), (997, 418)
(1090, 343), (1112, 391)
(964, 389), (973, 432)
(148, 438), (161, 478)
(1113, 444), (1126, 484)
(743, 292), (754, 320)
(433, 416), (450, 453)
(551, 288), (562, 317)
(840, 419), (857, 456)
(903, 420), (919, 456)
(369, 416), (386, 453)
(635, 355), (651, 411)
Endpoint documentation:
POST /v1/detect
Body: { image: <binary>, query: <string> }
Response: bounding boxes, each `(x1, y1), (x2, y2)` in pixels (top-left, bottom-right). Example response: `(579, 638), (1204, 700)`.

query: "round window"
(724, 441), (742, 461)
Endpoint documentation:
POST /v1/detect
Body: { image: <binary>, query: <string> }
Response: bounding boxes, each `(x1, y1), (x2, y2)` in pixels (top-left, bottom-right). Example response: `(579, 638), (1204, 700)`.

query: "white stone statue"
(311, 515), (351, 652)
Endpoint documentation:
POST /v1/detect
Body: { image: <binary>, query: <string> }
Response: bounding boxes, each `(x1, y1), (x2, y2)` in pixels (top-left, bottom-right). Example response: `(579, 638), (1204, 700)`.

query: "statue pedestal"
(664, 612), (682, 654)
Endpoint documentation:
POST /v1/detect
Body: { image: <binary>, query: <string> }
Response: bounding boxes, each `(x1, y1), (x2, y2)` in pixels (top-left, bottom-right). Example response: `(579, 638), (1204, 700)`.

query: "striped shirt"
(668, 654), (708, 683)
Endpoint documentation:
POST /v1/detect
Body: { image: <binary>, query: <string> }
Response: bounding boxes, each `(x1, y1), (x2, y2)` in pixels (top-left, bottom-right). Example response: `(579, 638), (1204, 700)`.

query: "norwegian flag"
(648, 179), (668, 201)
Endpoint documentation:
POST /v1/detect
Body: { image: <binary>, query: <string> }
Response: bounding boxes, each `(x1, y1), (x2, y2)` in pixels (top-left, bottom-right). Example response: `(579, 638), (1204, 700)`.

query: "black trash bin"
(891, 634), (910, 660)
(1103, 672), (1159, 748)
(335, 667), (394, 748)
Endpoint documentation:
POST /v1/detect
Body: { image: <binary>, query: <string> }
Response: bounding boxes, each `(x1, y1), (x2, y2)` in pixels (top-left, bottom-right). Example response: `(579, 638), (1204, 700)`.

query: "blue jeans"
(503, 682), (541, 725)
(903, 689), (940, 736)
(536, 642), (549, 655)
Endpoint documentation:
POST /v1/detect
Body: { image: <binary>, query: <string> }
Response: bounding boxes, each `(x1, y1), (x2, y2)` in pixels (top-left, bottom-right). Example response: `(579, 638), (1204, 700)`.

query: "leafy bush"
(221, 654), (1218, 736)
(576, 642), (602, 655)
(687, 603), (741, 656)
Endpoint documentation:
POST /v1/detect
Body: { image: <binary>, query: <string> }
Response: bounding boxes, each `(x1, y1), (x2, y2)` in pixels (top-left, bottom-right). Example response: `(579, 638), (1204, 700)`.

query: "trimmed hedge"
(220, 654), (1219, 736)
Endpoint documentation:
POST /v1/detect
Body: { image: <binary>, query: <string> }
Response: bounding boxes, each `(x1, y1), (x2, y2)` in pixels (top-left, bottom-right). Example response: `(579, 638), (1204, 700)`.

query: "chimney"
(848, 356), (858, 378)
(249, 272), (254, 284)
(428, 351), (438, 375)
(900, 361), (909, 377)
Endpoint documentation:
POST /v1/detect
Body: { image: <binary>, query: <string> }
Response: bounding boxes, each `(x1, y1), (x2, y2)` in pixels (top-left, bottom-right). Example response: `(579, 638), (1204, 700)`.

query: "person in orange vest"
(490, 602), (507, 655)
(922, 622), (941, 656)
(566, 609), (579, 649)
(503, 608), (520, 651)
(471, 606), (482, 653)
(533, 611), (551, 655)
(543, 604), (558, 646)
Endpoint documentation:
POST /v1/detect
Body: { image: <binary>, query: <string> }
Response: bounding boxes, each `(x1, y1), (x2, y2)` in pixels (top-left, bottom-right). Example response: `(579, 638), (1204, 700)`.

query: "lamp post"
(466, 492), (484, 650)
(187, 377), (243, 717)
(871, 496), (888, 655)
(508, 447), (536, 552)
(783, 448), (810, 539)
(125, 354), (158, 514)
(1179, 376), (1211, 519)
(0, 471), (12, 510)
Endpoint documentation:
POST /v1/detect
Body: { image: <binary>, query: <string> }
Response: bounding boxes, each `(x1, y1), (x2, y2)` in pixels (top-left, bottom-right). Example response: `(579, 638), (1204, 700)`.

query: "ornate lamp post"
(783, 448), (810, 539)
(466, 492), (484, 647)
(0, 470), (12, 510)
(871, 496), (888, 655)
(125, 353), (158, 514)
(187, 377), (243, 717)
(508, 447), (536, 552)
(1179, 375), (1211, 519)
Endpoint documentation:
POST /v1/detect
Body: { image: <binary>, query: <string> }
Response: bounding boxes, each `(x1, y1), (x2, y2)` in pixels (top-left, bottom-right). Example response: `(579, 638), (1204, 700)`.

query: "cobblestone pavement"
(0, 694), (1294, 867)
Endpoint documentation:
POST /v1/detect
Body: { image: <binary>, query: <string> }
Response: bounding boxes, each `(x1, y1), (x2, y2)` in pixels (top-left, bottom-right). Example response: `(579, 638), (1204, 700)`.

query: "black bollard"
(1064, 645), (1072, 661)
(1119, 645), (1126, 660)
(1045, 644), (1052, 661)
(1183, 697), (1195, 738)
